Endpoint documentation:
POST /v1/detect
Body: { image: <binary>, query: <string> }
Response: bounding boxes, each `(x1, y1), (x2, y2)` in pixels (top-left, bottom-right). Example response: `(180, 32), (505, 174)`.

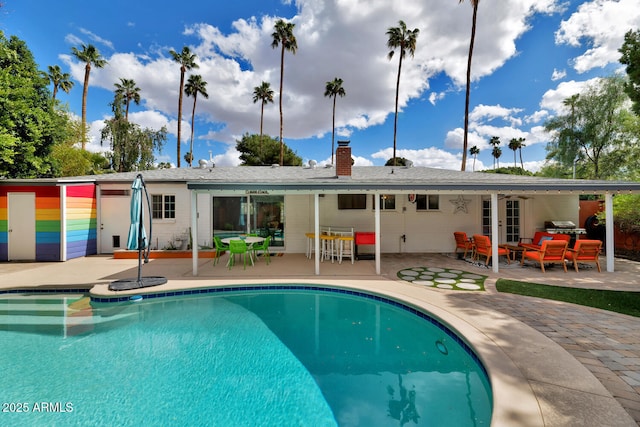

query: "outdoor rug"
(397, 267), (487, 291)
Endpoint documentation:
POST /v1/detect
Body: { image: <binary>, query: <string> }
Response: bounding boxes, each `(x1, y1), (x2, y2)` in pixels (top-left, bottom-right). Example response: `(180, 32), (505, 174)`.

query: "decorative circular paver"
(397, 267), (486, 291)
(399, 270), (420, 276)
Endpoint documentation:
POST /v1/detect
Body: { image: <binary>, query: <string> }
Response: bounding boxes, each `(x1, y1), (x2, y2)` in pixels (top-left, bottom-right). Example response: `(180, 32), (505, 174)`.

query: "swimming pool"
(1, 286), (492, 426)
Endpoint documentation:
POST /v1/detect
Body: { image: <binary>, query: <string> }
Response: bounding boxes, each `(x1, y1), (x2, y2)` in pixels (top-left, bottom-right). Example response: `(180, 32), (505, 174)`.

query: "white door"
(482, 197), (522, 244)
(99, 195), (130, 254)
(8, 193), (36, 260)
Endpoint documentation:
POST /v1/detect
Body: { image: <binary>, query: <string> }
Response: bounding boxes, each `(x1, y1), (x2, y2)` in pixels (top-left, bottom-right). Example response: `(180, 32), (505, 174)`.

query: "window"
(338, 194), (367, 209)
(416, 194), (439, 211)
(152, 194), (176, 219)
(373, 194), (396, 210)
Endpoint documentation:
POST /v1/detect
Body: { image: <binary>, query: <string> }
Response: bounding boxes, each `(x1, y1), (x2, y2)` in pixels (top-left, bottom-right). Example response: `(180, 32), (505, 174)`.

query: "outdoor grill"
(545, 220), (586, 246)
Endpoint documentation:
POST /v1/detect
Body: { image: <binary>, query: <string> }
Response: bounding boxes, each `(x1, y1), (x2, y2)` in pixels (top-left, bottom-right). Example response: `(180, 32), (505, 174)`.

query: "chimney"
(336, 140), (352, 178)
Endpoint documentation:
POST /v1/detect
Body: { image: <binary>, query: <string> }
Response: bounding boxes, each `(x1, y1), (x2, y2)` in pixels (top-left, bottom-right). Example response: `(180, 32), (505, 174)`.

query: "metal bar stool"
(305, 232), (316, 259)
(338, 235), (355, 264)
(320, 233), (337, 263)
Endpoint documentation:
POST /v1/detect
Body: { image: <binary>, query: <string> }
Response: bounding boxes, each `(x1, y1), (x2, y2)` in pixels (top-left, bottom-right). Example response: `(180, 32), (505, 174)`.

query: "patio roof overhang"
(187, 181), (640, 195)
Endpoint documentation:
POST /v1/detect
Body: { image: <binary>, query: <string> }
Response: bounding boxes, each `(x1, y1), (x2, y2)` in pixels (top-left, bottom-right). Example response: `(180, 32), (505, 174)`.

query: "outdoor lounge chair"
(564, 239), (602, 272)
(453, 231), (474, 259)
(472, 235), (510, 265)
(521, 239), (568, 272)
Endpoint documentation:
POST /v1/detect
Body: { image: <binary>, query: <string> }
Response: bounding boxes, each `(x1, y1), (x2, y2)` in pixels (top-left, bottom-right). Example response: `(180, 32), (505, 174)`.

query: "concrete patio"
(1, 252), (639, 426)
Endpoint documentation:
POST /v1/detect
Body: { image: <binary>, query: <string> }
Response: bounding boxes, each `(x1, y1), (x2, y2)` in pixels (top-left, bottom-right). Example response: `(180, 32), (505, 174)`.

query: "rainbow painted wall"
(0, 184), (97, 261)
(65, 185), (97, 260)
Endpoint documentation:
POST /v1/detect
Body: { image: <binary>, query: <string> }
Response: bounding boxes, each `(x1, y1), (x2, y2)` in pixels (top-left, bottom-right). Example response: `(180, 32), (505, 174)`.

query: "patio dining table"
(221, 236), (265, 267)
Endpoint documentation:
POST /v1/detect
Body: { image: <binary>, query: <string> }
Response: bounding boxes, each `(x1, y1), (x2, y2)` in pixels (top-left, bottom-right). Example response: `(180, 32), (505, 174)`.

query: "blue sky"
(1, 0), (638, 171)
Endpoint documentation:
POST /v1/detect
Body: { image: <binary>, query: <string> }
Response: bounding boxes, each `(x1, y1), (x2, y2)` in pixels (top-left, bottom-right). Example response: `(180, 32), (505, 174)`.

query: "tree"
(324, 77), (346, 165)
(236, 133), (302, 166)
(46, 65), (74, 101)
(544, 76), (631, 179)
(385, 157), (409, 166)
(488, 136), (500, 169)
(114, 78), (141, 122)
(271, 19), (298, 166)
(0, 32), (64, 177)
(459, 0), (480, 171)
(100, 94), (167, 172)
(386, 20), (419, 167)
(169, 46), (199, 167)
(469, 145), (479, 171)
(71, 44), (107, 149)
(184, 74), (208, 167)
(252, 81), (274, 159)
(619, 29), (640, 116)
(508, 137), (526, 169)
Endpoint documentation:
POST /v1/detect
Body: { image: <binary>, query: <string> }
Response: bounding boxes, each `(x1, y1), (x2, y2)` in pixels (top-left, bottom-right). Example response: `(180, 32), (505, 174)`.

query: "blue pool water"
(0, 287), (492, 426)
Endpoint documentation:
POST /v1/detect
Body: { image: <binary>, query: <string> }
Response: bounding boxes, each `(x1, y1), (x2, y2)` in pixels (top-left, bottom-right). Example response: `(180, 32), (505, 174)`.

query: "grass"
(496, 279), (640, 317)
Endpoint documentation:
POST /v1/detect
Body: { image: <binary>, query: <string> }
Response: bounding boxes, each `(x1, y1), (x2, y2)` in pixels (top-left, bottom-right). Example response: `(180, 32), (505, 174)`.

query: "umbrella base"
(108, 276), (168, 291)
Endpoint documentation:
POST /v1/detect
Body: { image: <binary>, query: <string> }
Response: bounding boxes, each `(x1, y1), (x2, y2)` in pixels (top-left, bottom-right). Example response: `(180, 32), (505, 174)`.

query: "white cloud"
(371, 146), (464, 169)
(555, 0), (640, 73)
(551, 68), (566, 81)
(61, 0), (568, 152)
(539, 78), (599, 114)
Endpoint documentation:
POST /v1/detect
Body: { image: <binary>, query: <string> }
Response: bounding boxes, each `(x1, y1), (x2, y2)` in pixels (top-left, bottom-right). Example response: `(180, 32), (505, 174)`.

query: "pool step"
(0, 295), (134, 336)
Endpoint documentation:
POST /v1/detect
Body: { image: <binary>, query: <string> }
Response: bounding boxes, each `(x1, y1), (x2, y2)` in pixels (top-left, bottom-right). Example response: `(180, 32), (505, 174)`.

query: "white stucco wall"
(97, 184), (582, 255)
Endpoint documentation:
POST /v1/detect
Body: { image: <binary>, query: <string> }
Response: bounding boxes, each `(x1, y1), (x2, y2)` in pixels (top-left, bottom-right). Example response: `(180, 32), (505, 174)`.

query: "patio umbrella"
(109, 174), (167, 292)
(126, 175), (147, 251)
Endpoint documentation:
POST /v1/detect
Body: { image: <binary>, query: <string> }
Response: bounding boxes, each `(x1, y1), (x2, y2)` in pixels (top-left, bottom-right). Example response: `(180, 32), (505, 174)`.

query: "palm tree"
(508, 138), (520, 168)
(170, 46), (199, 167)
(271, 19), (298, 166)
(71, 44), (107, 149)
(517, 138), (526, 169)
(252, 81), (275, 160)
(386, 20), (419, 167)
(114, 78), (141, 122)
(458, 0), (480, 171)
(324, 77), (346, 165)
(184, 74), (209, 167)
(489, 136), (500, 169)
(469, 145), (480, 171)
(46, 65), (74, 101)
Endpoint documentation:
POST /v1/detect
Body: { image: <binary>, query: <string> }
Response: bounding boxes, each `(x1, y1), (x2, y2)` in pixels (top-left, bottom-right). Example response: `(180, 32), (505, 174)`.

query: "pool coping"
(86, 278), (632, 427)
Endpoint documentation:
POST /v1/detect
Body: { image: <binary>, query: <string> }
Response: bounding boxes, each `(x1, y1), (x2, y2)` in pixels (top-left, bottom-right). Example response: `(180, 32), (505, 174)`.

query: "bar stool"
(320, 233), (337, 263)
(338, 235), (354, 264)
(305, 232), (316, 259)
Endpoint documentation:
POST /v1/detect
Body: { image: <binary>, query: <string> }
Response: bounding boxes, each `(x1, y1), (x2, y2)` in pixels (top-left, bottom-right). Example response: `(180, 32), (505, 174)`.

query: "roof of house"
(34, 165), (640, 195)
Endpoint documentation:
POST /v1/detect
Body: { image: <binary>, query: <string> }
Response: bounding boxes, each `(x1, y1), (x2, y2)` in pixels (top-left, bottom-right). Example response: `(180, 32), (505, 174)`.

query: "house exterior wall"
(96, 184), (583, 256)
(526, 195), (579, 235)
(0, 185), (62, 261)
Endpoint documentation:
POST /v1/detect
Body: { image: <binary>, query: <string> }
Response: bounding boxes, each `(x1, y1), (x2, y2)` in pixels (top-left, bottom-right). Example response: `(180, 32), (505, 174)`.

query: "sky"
(1, 0), (639, 171)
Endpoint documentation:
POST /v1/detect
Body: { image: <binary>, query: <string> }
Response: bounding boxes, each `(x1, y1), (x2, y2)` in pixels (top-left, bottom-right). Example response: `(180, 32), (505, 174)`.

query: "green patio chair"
(213, 236), (229, 266)
(251, 236), (271, 265)
(228, 239), (249, 270)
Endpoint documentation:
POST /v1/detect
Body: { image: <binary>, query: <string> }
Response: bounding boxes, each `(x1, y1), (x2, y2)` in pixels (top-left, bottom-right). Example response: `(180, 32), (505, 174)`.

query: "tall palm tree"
(71, 44), (107, 149)
(252, 81), (275, 160)
(324, 77), (346, 165)
(508, 138), (520, 168)
(517, 138), (526, 169)
(271, 19), (298, 166)
(386, 20), (419, 167)
(469, 145), (480, 171)
(114, 78), (141, 122)
(459, 0), (480, 171)
(170, 46), (199, 167)
(489, 136), (500, 169)
(184, 74), (209, 167)
(46, 65), (74, 101)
